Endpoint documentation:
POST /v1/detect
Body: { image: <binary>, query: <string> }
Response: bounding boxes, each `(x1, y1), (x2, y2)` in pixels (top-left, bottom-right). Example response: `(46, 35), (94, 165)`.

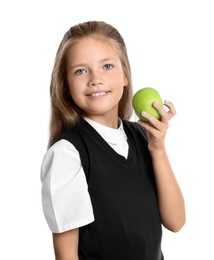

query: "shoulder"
(123, 120), (148, 140)
(123, 120), (143, 130)
(56, 120), (92, 143)
(45, 139), (79, 158)
(41, 140), (80, 178)
(53, 122), (92, 177)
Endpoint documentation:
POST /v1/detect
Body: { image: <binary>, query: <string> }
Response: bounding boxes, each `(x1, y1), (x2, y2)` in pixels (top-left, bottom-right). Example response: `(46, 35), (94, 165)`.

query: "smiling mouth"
(88, 91), (110, 97)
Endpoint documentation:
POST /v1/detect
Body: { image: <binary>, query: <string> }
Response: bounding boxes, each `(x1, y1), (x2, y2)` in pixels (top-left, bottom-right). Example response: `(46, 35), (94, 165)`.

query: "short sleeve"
(40, 139), (94, 233)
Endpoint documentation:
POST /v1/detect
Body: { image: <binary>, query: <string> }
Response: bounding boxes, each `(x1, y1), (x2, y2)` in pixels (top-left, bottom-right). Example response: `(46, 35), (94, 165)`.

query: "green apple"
(132, 87), (163, 122)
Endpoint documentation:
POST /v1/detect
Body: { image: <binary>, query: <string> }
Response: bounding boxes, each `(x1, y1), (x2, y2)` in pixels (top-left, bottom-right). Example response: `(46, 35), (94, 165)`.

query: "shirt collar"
(83, 117), (127, 145)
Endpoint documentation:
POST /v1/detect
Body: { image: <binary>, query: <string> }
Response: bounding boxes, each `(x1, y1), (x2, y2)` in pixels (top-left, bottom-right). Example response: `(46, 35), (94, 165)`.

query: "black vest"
(58, 120), (164, 260)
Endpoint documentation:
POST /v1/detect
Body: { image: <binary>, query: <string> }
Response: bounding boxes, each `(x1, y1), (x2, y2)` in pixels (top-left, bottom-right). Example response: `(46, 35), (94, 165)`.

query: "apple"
(132, 87), (163, 122)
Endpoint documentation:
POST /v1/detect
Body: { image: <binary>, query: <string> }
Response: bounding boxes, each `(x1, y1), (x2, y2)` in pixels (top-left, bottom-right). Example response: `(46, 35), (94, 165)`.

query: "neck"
(83, 115), (120, 129)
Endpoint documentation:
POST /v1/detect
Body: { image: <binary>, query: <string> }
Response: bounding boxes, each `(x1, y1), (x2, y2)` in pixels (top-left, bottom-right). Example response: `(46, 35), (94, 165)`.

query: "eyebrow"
(69, 57), (118, 70)
(100, 57), (117, 62)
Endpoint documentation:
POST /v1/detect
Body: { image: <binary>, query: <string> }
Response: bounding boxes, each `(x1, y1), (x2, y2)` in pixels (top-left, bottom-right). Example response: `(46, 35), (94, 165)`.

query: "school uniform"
(41, 118), (164, 260)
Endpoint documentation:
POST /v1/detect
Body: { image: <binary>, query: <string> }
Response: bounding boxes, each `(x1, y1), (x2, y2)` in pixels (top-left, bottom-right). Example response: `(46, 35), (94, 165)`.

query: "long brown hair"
(48, 21), (133, 148)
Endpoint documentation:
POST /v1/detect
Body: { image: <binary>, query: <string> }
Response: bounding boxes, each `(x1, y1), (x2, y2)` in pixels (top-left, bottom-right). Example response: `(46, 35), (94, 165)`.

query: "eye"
(75, 68), (86, 75)
(103, 64), (113, 70)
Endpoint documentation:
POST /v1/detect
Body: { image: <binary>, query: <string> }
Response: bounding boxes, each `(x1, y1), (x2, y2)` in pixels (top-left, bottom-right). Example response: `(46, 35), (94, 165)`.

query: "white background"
(1, 0), (214, 259)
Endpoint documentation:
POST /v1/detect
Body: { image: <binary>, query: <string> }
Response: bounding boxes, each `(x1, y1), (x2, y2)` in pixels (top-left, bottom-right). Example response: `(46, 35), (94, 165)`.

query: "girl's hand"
(137, 100), (176, 153)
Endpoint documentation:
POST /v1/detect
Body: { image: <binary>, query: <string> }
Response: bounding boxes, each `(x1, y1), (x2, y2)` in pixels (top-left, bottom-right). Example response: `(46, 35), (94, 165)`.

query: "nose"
(88, 70), (104, 87)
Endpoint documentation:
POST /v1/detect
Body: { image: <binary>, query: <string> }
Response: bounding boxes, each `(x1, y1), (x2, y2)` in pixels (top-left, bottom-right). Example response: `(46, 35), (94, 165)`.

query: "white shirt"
(40, 118), (129, 233)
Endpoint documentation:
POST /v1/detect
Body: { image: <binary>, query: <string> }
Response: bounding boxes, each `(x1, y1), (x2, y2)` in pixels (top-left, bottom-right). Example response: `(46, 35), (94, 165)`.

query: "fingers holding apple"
(141, 101), (164, 122)
(162, 100), (176, 121)
(132, 87), (177, 151)
(132, 87), (163, 122)
(132, 87), (176, 125)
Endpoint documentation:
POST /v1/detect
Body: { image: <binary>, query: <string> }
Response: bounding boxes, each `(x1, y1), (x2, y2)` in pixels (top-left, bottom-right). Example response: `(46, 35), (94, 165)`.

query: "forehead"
(67, 37), (120, 60)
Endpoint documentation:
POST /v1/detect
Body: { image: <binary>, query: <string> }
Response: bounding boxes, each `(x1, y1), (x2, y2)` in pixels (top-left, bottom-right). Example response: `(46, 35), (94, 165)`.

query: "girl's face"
(66, 38), (128, 125)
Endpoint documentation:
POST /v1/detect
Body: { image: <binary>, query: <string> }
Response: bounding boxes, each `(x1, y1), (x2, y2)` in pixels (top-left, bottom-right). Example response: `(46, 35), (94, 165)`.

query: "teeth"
(91, 92), (107, 97)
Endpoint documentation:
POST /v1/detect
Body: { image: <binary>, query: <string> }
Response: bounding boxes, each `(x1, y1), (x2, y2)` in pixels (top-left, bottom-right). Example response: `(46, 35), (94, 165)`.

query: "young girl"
(41, 21), (185, 260)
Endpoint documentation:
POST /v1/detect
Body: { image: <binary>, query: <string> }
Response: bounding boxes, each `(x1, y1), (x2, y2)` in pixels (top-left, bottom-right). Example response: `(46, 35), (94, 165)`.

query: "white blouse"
(40, 118), (129, 233)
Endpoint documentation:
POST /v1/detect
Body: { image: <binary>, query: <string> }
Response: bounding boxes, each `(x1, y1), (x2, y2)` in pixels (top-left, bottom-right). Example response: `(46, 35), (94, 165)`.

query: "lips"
(87, 91), (110, 97)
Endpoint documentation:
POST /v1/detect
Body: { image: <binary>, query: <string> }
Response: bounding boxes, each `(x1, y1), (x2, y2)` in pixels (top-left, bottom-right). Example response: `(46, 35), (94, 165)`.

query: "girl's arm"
(53, 228), (79, 260)
(149, 146), (185, 232)
(138, 100), (186, 232)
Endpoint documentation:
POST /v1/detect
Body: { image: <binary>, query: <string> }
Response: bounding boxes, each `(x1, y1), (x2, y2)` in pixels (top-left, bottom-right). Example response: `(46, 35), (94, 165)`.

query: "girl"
(41, 21), (185, 260)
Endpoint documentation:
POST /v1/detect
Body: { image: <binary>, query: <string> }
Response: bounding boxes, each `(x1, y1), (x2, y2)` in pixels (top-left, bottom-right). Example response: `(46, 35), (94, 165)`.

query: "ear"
(123, 74), (128, 87)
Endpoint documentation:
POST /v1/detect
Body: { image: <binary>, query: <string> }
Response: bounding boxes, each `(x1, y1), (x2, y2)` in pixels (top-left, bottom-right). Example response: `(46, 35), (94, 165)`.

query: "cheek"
(67, 77), (81, 96)
(67, 80), (85, 106)
(69, 89), (83, 108)
(114, 79), (126, 100)
(68, 87), (80, 103)
(67, 81), (74, 96)
(67, 81), (78, 101)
